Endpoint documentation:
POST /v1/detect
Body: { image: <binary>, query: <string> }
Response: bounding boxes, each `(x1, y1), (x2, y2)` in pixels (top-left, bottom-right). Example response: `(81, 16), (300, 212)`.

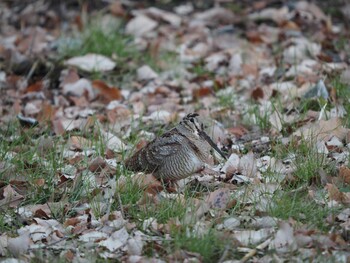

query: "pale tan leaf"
(64, 54), (116, 72)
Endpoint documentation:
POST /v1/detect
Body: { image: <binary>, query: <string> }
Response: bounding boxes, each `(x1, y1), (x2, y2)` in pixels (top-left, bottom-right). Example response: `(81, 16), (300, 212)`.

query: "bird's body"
(125, 113), (217, 181)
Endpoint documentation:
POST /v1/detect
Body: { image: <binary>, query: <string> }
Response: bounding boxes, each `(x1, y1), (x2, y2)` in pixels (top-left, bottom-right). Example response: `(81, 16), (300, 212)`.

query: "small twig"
(318, 102), (328, 121)
(105, 196), (113, 221)
(240, 237), (272, 262)
(28, 28), (38, 58)
(0, 196), (24, 209)
(25, 60), (38, 82)
(218, 244), (230, 263)
(117, 193), (125, 219)
(287, 185), (308, 195)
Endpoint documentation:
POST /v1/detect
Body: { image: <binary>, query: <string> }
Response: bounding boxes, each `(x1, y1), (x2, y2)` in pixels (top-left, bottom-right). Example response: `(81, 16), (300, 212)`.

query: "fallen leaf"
(126, 15), (158, 37)
(137, 65), (158, 80)
(102, 131), (126, 152)
(109, 1), (126, 17)
(193, 87), (212, 98)
(239, 152), (257, 178)
(251, 87), (264, 100)
(233, 228), (273, 246)
(206, 188), (231, 210)
(221, 153), (240, 175)
(130, 173), (164, 195)
(26, 81), (43, 93)
(293, 118), (348, 142)
(269, 110), (283, 132)
(194, 7), (235, 25)
(79, 230), (108, 242)
(326, 184), (350, 204)
(68, 136), (93, 150)
(7, 233), (31, 257)
(144, 7), (181, 27)
(0, 234), (8, 256)
(269, 222), (298, 253)
(99, 227), (129, 252)
(88, 157), (107, 173)
(92, 80), (122, 102)
(339, 166), (350, 184)
(65, 54), (116, 72)
(1, 185), (24, 208)
(62, 78), (95, 100)
(142, 110), (175, 124)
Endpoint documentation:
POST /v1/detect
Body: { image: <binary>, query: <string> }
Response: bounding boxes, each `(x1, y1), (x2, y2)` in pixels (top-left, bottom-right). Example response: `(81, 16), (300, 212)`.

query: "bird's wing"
(146, 134), (182, 165)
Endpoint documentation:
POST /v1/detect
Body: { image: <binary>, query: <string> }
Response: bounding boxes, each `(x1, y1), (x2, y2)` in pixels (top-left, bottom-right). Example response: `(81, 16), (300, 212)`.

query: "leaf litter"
(0, 0), (350, 262)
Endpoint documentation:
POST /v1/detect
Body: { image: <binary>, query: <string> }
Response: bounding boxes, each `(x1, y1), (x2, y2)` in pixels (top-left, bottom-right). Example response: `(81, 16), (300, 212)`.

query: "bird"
(125, 113), (226, 182)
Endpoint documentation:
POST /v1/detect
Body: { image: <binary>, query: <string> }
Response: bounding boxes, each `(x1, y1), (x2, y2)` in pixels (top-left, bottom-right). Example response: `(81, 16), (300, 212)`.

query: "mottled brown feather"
(125, 113), (221, 181)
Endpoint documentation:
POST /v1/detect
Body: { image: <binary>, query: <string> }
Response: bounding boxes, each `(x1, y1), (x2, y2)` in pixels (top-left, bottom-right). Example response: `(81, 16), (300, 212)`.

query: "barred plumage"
(125, 113), (225, 181)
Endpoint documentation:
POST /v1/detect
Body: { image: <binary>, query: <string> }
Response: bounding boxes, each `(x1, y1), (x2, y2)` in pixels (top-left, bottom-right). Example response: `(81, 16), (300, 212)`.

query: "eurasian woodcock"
(125, 113), (226, 181)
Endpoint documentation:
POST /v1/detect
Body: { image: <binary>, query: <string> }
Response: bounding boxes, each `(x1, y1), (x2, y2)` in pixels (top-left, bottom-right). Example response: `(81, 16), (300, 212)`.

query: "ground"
(0, 0), (350, 262)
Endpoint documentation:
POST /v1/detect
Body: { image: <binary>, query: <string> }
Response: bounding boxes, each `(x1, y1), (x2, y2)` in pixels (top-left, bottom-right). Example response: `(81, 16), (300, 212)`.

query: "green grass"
(0, 210), (19, 234)
(190, 62), (212, 76)
(1, 125), (58, 202)
(244, 103), (271, 131)
(333, 76), (350, 127)
(215, 87), (236, 110)
(164, 229), (227, 263)
(1, 38), (348, 263)
(58, 16), (178, 84)
(59, 17), (132, 60)
(270, 190), (339, 231)
(293, 139), (334, 185)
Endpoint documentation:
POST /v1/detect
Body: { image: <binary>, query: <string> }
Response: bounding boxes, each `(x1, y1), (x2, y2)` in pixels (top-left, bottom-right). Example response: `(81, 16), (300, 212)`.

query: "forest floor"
(0, 0), (350, 262)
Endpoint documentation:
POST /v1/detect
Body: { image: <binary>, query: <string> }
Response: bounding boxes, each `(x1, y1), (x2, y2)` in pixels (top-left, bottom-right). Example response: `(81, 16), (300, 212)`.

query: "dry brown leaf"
(64, 217), (81, 227)
(206, 188), (231, 210)
(227, 126), (249, 138)
(26, 81), (43, 93)
(65, 249), (75, 262)
(293, 117), (348, 142)
(37, 102), (56, 122)
(109, 1), (126, 17)
(246, 31), (264, 43)
(133, 173), (164, 195)
(88, 157), (107, 173)
(339, 166), (350, 185)
(68, 136), (93, 150)
(60, 68), (80, 86)
(1, 185), (24, 208)
(106, 103), (131, 125)
(193, 87), (212, 99)
(34, 178), (45, 187)
(251, 87), (264, 100)
(52, 118), (65, 135)
(92, 80), (122, 102)
(326, 183), (350, 204)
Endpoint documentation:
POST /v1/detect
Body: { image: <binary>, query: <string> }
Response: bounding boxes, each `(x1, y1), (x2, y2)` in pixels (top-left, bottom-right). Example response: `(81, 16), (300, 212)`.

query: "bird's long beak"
(198, 126), (227, 160)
